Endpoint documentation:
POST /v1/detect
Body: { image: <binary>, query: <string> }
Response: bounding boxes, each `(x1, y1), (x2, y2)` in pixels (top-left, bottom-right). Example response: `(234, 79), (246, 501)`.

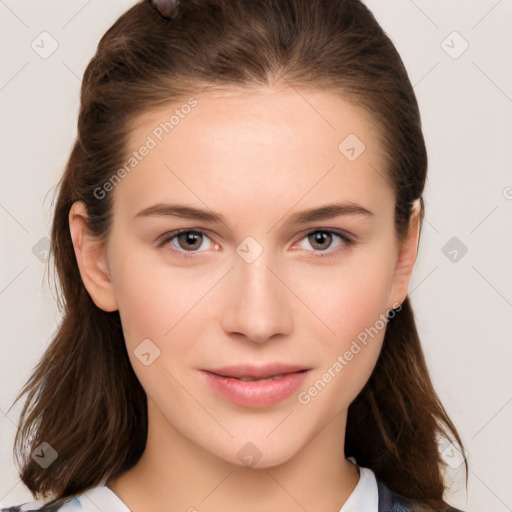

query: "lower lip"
(200, 370), (309, 407)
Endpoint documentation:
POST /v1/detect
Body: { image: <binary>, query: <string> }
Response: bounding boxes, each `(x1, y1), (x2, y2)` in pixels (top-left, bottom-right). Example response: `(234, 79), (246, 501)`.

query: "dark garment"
(1, 505), (61, 512)
(377, 478), (465, 512)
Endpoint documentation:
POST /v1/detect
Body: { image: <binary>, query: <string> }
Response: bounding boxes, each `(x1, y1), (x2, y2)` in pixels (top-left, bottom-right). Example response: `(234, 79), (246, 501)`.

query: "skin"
(69, 86), (420, 512)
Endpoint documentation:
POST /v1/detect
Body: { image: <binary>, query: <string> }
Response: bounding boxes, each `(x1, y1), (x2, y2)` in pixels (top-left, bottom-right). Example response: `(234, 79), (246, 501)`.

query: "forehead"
(129, 87), (381, 154)
(116, 87), (392, 220)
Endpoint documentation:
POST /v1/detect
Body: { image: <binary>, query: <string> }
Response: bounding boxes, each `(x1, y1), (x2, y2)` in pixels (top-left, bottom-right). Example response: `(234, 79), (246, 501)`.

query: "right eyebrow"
(133, 203), (229, 225)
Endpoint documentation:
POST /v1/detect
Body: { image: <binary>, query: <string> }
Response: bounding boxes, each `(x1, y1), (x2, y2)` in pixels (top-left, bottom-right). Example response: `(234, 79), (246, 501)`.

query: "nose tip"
(220, 258), (294, 344)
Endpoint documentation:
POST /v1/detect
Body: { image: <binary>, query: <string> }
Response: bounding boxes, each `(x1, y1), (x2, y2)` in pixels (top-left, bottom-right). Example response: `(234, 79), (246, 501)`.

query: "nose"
(220, 251), (294, 344)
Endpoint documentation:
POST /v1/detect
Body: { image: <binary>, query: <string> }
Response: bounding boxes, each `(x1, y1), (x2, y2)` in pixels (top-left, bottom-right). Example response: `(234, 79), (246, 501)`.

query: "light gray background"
(1, 1), (511, 510)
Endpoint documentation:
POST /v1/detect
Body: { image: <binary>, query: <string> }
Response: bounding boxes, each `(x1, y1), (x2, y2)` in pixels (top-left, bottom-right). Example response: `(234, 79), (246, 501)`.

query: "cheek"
(292, 244), (395, 403)
(110, 259), (208, 404)
(301, 248), (395, 346)
(296, 268), (392, 413)
(109, 248), (206, 349)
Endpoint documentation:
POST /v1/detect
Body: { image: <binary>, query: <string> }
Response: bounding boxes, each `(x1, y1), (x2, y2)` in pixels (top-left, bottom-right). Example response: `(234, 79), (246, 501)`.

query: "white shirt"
(4, 465), (378, 512)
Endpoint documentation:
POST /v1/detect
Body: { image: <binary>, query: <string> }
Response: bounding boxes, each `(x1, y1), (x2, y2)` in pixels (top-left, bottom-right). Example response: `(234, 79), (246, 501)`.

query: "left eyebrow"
(133, 201), (374, 226)
(281, 202), (374, 227)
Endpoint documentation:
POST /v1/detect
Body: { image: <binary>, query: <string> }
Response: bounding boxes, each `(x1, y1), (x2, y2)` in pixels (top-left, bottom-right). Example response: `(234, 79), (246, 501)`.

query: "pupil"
(181, 232), (201, 250)
(311, 232), (331, 250)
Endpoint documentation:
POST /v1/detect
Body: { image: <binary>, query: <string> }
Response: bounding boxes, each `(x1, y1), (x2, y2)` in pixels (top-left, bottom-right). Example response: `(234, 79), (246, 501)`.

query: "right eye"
(157, 229), (216, 258)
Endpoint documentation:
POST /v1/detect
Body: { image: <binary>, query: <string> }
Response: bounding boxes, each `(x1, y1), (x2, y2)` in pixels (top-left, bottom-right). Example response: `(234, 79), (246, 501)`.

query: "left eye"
(157, 229), (353, 258)
(296, 230), (349, 253)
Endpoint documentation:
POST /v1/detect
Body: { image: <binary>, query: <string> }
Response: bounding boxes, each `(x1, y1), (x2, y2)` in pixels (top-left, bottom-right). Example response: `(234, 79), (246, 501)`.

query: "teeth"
(236, 374), (287, 382)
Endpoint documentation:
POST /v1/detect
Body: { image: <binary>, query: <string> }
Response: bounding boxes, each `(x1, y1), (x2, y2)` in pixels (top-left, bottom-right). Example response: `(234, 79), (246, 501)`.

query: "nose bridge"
(220, 244), (293, 343)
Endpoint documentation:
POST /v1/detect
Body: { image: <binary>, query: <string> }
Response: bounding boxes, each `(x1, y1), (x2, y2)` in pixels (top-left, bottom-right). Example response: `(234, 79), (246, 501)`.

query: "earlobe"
(388, 198), (422, 308)
(68, 201), (118, 312)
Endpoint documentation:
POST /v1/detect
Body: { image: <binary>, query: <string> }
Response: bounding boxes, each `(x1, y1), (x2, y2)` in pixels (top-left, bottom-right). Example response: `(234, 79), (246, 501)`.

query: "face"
(72, 87), (416, 469)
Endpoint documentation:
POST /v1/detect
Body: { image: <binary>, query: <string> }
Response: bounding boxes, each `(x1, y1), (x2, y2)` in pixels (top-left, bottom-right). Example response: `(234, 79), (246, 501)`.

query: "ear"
(68, 201), (118, 312)
(387, 198), (422, 308)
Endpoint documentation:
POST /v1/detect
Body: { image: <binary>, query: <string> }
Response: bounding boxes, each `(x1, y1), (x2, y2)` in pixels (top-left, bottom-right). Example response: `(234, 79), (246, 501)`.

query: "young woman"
(3, 0), (469, 511)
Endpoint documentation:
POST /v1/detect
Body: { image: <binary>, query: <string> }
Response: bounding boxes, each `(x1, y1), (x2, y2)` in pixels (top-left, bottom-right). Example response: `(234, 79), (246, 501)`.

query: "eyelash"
(156, 228), (355, 260)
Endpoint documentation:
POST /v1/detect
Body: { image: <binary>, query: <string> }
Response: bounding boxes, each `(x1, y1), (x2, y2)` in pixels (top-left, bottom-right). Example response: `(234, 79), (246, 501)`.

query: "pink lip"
(200, 364), (310, 407)
(204, 363), (309, 379)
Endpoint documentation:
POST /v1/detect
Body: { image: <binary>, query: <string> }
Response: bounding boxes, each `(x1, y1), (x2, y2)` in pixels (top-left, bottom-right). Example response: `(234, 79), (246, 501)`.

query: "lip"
(204, 363), (309, 379)
(200, 364), (310, 407)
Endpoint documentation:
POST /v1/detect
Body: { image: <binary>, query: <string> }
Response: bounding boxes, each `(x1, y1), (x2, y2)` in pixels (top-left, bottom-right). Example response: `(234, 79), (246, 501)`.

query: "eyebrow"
(133, 201), (374, 226)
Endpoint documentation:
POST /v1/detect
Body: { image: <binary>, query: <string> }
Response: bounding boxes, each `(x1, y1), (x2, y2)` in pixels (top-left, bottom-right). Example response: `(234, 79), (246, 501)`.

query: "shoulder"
(1, 485), (111, 512)
(1, 484), (130, 512)
(0, 497), (81, 511)
(0, 498), (78, 512)
(376, 478), (466, 512)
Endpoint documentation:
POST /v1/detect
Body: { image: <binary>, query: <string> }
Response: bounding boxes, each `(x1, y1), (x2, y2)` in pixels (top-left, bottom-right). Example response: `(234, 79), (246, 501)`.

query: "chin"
(208, 433), (306, 471)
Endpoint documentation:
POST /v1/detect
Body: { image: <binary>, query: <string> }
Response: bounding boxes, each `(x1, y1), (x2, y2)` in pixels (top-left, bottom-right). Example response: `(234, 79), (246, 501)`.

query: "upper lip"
(203, 363), (309, 379)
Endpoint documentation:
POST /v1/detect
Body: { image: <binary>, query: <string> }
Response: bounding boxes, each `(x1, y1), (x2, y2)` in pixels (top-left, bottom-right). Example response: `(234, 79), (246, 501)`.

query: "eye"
(156, 228), (354, 260)
(293, 230), (354, 258)
(156, 229), (215, 259)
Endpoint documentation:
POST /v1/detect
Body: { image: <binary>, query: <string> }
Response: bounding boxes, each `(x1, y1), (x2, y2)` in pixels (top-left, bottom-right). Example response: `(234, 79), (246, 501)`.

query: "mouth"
(203, 363), (310, 381)
(228, 372), (306, 382)
(205, 370), (308, 382)
(199, 364), (311, 407)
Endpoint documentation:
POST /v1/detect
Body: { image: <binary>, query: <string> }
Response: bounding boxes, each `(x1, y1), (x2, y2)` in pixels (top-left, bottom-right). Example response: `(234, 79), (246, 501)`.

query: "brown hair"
(8, 0), (467, 510)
